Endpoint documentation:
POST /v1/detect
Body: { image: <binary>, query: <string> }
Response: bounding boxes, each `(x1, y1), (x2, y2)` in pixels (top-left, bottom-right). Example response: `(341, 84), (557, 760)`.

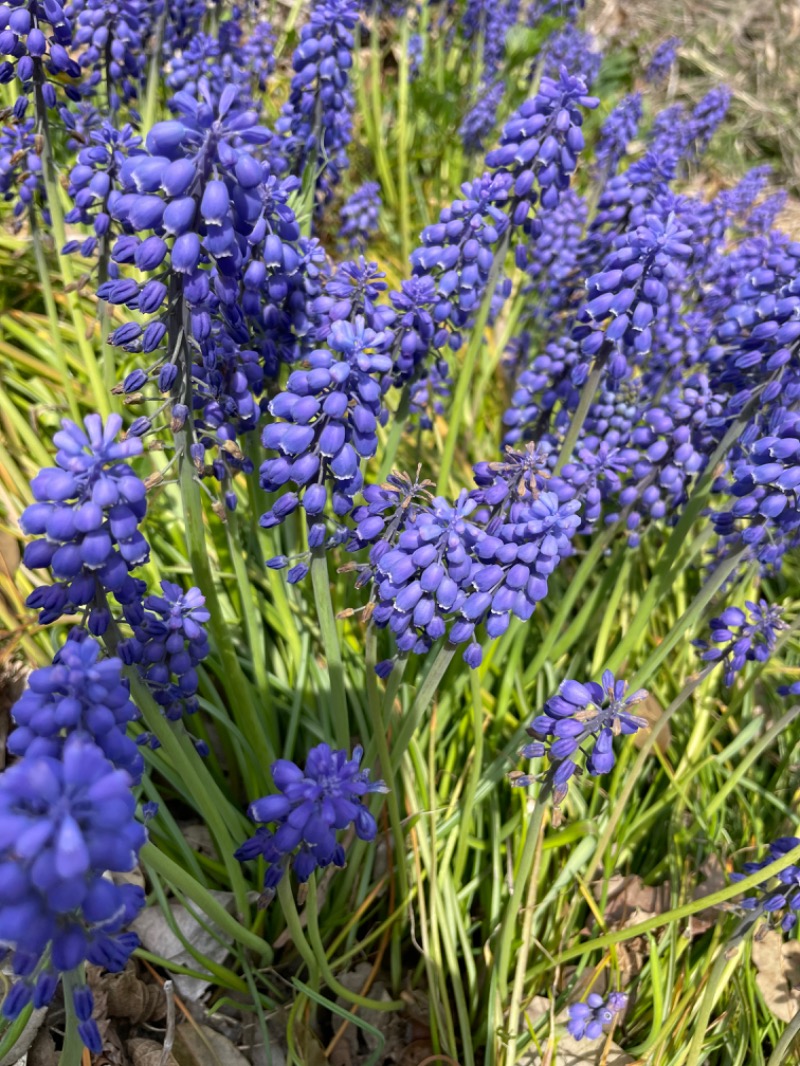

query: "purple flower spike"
(20, 414), (148, 630)
(236, 743), (388, 898)
(0, 735), (145, 1051)
(567, 991), (627, 1040)
(732, 837), (800, 934)
(512, 671), (648, 806)
(694, 599), (787, 685)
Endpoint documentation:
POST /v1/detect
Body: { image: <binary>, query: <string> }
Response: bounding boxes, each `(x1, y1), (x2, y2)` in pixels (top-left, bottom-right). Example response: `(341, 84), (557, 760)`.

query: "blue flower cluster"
(645, 37), (680, 85)
(260, 316), (393, 536)
(593, 93), (642, 183)
(339, 181), (381, 252)
(572, 202), (694, 384)
(20, 414), (148, 631)
(513, 672), (648, 806)
(346, 447), (581, 668)
(460, 79), (504, 155)
(276, 0), (358, 208)
(732, 837), (800, 934)
(0, 735), (145, 1052)
(120, 580), (210, 721)
(0, 0), (81, 111)
(236, 744), (388, 897)
(694, 600), (787, 685)
(8, 633), (142, 779)
(567, 992), (628, 1040)
(68, 0), (153, 111)
(713, 410), (800, 564)
(0, 117), (44, 221)
(541, 25), (602, 88)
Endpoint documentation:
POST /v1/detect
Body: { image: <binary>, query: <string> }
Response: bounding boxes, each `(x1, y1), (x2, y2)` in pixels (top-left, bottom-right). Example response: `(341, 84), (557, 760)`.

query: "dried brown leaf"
(751, 929), (800, 1022)
(89, 962), (166, 1025)
(128, 1038), (179, 1066)
(631, 693), (672, 754)
(131, 892), (235, 1000)
(173, 1024), (251, 1066)
(688, 855), (728, 937)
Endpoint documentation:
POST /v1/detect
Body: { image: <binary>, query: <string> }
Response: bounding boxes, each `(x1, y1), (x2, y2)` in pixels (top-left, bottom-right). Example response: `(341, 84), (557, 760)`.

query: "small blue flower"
(513, 671), (648, 806)
(8, 634), (142, 780)
(732, 837), (800, 934)
(694, 600), (787, 685)
(236, 744), (388, 896)
(567, 992), (628, 1040)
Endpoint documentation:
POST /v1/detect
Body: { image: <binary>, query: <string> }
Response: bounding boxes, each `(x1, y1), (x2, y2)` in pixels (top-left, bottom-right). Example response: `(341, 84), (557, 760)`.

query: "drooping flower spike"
(694, 600), (788, 685)
(512, 671), (648, 808)
(732, 837), (800, 934)
(235, 743), (388, 899)
(567, 992), (628, 1041)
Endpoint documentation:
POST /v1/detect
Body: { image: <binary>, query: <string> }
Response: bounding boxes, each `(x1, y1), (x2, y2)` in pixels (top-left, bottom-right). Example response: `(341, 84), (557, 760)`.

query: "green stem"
(685, 918), (755, 1066)
(143, 12), (166, 131)
(127, 673), (252, 920)
(452, 669), (485, 882)
(310, 548), (350, 749)
(306, 874), (406, 1011)
(437, 232), (511, 494)
(390, 643), (456, 772)
(59, 974), (84, 1066)
(493, 791), (549, 1018)
(554, 362), (604, 473)
(369, 19), (397, 206)
(767, 1005), (800, 1066)
(366, 627), (407, 989)
(142, 843), (273, 961)
(504, 809), (545, 1066)
(29, 212), (80, 421)
(32, 61), (109, 420)
(224, 507), (279, 757)
(552, 841), (800, 967)
(366, 635), (409, 895)
(377, 387), (412, 481)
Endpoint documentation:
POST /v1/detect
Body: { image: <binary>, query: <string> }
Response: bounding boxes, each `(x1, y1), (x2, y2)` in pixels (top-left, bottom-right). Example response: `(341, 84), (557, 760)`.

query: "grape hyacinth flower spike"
(0, 735), (145, 1052)
(512, 671), (648, 812)
(567, 992), (628, 1040)
(19, 413), (148, 632)
(694, 600), (787, 686)
(8, 633), (143, 780)
(732, 837), (800, 933)
(236, 743), (388, 900)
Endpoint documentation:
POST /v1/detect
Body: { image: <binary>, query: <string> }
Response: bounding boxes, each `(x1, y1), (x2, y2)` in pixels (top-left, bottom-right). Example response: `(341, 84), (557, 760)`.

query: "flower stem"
(390, 643), (456, 773)
(437, 232), (510, 494)
(491, 787), (550, 1062)
(365, 627), (408, 986)
(142, 843), (273, 961)
(554, 361), (604, 473)
(685, 917), (756, 1066)
(310, 547), (350, 750)
(59, 973), (83, 1066)
(306, 873), (406, 1012)
(397, 15), (412, 264)
(32, 59), (109, 420)
(377, 387), (412, 482)
(29, 211), (80, 422)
